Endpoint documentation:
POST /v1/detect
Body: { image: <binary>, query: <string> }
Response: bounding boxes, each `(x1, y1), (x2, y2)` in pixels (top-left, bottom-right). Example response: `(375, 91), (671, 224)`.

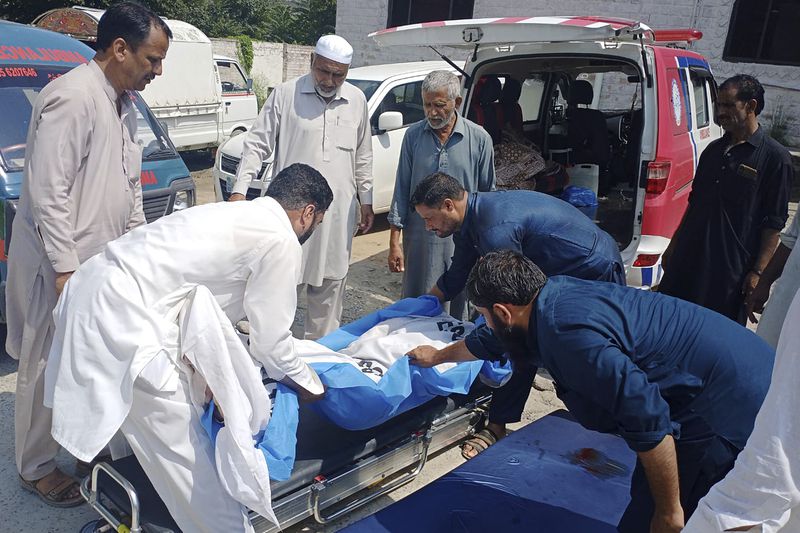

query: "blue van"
(0, 21), (195, 320)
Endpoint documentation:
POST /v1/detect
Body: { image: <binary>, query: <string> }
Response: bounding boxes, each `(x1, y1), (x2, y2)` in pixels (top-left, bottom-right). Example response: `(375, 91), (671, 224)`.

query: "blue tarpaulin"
(204, 297), (511, 481)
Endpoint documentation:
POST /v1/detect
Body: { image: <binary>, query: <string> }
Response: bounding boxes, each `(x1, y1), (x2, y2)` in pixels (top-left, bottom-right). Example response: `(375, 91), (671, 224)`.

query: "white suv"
(213, 60), (455, 213)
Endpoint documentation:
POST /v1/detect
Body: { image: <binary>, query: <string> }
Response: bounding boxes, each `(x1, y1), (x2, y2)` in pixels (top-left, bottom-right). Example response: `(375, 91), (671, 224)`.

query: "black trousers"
(487, 362), (537, 424)
(617, 435), (741, 532)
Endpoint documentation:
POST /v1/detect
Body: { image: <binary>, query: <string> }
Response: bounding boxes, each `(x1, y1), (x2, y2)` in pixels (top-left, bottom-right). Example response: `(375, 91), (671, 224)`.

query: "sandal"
(461, 427), (501, 460)
(19, 468), (84, 508)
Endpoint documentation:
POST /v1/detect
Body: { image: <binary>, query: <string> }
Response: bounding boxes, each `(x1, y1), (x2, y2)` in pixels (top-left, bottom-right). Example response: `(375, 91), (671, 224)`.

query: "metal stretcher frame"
(79, 390), (493, 533)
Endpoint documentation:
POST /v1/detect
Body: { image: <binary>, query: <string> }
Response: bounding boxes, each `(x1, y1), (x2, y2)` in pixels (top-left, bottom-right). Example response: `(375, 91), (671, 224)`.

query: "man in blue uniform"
(411, 172), (625, 458)
(409, 251), (774, 533)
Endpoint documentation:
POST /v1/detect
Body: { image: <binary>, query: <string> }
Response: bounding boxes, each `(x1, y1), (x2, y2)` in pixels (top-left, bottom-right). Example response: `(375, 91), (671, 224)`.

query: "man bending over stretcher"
(410, 251), (774, 533)
(44, 163), (332, 533)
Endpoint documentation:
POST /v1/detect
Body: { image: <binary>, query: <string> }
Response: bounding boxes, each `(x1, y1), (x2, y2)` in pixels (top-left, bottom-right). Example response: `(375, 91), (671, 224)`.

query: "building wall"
(336, 0), (800, 145)
(211, 38), (313, 89)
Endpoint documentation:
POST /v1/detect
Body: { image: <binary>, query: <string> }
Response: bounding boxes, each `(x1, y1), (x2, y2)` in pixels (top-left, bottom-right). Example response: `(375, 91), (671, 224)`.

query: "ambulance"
(372, 16), (724, 288)
(0, 21), (195, 320)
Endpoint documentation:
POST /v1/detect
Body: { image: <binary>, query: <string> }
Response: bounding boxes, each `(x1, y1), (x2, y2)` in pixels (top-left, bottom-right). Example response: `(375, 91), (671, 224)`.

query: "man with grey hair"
(388, 70), (495, 319)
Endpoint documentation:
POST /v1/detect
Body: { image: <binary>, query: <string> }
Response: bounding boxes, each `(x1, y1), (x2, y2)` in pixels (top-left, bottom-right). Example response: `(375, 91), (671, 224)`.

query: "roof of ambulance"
(0, 20), (93, 66)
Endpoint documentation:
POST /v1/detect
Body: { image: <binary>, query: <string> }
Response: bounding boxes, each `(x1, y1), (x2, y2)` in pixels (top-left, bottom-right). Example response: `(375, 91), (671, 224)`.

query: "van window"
(372, 80), (424, 132)
(131, 93), (178, 161)
(0, 65), (70, 171)
(596, 72), (640, 112)
(0, 64), (175, 172)
(348, 79), (381, 101)
(519, 75), (545, 122)
(689, 71), (710, 128)
(217, 61), (249, 93)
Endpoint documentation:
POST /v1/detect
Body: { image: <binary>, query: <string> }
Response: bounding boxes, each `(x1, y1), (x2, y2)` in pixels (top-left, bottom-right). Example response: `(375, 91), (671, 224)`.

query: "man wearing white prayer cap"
(230, 34), (373, 340)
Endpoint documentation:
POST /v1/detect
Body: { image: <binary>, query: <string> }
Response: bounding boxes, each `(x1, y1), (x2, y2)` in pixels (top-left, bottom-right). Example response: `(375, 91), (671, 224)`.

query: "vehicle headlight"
(173, 188), (195, 211)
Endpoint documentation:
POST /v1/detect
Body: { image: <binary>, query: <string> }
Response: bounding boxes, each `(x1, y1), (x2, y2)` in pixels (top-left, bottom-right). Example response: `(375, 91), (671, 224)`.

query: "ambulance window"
(519, 76), (545, 122)
(217, 61), (249, 93)
(596, 72), (641, 112)
(372, 80), (424, 133)
(690, 71), (710, 128)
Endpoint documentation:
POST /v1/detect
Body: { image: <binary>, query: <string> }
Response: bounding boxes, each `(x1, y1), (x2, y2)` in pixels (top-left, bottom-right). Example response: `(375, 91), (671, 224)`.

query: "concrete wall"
(336, 0), (800, 145)
(211, 38), (313, 89)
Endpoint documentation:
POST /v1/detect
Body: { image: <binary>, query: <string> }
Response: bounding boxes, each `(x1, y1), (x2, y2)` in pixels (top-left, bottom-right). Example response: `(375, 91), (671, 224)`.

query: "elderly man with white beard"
(387, 70), (495, 321)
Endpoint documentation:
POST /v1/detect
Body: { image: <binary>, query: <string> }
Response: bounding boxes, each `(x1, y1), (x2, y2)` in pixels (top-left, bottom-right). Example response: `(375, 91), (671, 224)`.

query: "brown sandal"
(19, 468), (84, 508)
(461, 427), (501, 460)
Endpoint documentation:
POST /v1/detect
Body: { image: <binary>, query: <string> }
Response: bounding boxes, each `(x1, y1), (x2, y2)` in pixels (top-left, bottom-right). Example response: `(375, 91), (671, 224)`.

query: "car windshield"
(0, 64), (176, 172)
(347, 78), (381, 101)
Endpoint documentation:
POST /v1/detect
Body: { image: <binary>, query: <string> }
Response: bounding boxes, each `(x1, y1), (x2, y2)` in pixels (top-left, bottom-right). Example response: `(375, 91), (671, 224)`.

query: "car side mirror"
(246, 78), (253, 91)
(377, 111), (403, 133)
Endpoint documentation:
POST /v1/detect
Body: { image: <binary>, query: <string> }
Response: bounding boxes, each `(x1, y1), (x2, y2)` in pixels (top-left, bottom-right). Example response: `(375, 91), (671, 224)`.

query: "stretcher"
(342, 410), (637, 532)
(78, 374), (492, 533)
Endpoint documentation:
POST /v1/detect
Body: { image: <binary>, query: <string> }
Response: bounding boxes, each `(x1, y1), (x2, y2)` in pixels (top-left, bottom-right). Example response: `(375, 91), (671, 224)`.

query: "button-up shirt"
(437, 191), (625, 301)
(233, 74), (372, 284)
(45, 198), (318, 460)
(6, 59), (145, 360)
(388, 114), (495, 231)
(660, 126), (793, 320)
(474, 276), (774, 453)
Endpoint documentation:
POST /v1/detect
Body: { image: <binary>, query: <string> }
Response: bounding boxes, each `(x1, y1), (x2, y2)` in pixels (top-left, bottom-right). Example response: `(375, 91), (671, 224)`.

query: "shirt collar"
(722, 124), (765, 149)
(459, 192), (478, 240)
(88, 59), (124, 108)
(299, 73), (348, 102)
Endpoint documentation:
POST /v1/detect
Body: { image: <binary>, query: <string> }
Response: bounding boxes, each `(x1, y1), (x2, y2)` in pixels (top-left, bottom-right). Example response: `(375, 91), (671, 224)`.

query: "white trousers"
(120, 371), (254, 533)
(298, 277), (346, 340)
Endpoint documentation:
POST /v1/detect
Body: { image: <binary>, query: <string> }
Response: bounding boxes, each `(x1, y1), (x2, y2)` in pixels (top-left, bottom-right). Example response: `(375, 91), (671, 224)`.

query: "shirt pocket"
(720, 171), (758, 208)
(335, 120), (358, 152)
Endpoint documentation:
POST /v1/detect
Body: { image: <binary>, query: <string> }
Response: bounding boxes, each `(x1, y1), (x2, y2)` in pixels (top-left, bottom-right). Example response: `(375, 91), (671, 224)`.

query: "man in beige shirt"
(6, 2), (171, 507)
(230, 35), (373, 340)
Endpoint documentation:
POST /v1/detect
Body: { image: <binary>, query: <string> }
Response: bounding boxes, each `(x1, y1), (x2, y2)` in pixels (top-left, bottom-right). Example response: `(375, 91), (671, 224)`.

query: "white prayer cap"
(314, 35), (353, 65)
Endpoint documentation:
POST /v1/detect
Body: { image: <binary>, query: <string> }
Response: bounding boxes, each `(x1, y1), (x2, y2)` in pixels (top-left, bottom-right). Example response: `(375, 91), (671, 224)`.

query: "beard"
(489, 310), (530, 367)
(426, 108), (455, 130)
(315, 84), (337, 98)
(298, 225), (316, 245)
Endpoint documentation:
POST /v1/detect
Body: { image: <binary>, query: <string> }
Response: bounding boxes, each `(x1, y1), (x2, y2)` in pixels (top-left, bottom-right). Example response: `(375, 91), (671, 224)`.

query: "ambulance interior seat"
(567, 80), (611, 167)
(467, 76), (503, 143)
(495, 77), (524, 136)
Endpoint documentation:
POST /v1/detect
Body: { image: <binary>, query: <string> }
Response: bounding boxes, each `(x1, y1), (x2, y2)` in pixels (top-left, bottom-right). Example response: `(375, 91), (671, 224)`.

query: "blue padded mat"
(342, 411), (636, 533)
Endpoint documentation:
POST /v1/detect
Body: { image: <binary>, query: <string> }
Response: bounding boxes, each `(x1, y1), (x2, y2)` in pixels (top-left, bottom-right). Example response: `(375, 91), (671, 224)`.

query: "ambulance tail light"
(652, 29), (703, 44)
(645, 161), (671, 195)
(633, 254), (660, 267)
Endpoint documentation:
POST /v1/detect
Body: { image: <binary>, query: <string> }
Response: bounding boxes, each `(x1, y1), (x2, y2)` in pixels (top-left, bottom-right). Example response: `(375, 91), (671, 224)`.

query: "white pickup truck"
(213, 60), (455, 212)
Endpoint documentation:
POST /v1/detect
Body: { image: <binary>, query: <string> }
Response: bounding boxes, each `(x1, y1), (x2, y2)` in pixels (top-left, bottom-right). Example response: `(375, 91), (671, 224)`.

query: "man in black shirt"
(659, 75), (794, 324)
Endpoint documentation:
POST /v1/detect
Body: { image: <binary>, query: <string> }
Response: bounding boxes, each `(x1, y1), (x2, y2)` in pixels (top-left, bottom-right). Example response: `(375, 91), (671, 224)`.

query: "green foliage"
(252, 74), (271, 110)
(235, 35), (253, 74)
(1, 0), (337, 46)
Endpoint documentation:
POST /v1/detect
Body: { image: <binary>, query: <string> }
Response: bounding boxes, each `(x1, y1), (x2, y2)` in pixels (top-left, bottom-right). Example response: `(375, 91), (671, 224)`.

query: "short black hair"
(267, 163), (334, 212)
(96, 1), (172, 51)
(720, 74), (765, 115)
(467, 250), (547, 308)
(410, 172), (466, 208)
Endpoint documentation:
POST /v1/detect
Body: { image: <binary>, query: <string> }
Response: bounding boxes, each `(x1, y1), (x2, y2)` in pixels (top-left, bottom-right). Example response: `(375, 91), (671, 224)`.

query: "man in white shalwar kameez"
(45, 164), (331, 532)
(229, 34), (373, 339)
(745, 213), (800, 348)
(684, 287), (800, 533)
(6, 2), (171, 507)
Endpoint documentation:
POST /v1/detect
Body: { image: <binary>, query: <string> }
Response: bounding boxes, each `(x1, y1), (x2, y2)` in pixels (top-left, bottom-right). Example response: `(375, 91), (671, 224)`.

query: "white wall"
(336, 0), (800, 145)
(211, 38), (313, 89)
